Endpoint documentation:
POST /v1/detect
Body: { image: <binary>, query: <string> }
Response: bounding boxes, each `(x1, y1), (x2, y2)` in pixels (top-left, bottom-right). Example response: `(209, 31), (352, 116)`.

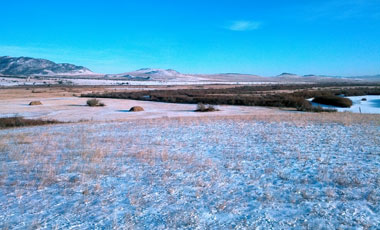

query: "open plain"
(1, 86), (380, 229)
(3, 1), (380, 228)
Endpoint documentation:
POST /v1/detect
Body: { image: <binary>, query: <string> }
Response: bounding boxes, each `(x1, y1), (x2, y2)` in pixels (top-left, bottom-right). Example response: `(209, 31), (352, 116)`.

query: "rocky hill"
(0, 56), (95, 76)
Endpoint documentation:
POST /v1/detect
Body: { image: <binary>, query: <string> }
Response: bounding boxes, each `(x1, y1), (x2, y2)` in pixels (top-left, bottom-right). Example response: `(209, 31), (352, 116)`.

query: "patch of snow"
(310, 95), (380, 114)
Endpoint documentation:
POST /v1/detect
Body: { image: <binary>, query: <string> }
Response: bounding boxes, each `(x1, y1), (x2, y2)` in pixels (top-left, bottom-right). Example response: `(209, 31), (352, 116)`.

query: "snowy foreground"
(1, 115), (380, 229)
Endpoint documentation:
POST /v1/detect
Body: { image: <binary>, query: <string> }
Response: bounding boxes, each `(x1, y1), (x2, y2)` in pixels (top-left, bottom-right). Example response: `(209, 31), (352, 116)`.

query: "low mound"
(129, 106), (144, 112)
(312, 95), (353, 108)
(29, 101), (42, 106)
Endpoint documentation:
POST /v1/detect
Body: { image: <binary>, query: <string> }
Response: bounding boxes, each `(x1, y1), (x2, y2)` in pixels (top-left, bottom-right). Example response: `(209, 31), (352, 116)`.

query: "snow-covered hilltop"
(0, 56), (95, 76)
(1, 56), (379, 85)
(106, 68), (209, 81)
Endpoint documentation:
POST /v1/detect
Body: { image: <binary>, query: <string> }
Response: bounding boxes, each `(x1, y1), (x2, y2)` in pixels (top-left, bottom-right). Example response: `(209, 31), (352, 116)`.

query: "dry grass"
(0, 116), (62, 129)
(0, 111), (379, 228)
(118, 111), (380, 127)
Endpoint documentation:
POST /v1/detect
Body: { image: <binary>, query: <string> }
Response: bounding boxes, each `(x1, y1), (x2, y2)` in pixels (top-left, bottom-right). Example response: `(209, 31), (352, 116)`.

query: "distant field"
(82, 84), (380, 112)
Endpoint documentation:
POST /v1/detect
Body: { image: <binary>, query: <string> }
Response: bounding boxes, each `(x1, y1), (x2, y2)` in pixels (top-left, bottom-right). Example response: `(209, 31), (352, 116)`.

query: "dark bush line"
(81, 86), (380, 112)
(292, 87), (380, 98)
(81, 90), (325, 112)
(312, 96), (353, 108)
(0, 117), (62, 129)
(82, 90), (310, 107)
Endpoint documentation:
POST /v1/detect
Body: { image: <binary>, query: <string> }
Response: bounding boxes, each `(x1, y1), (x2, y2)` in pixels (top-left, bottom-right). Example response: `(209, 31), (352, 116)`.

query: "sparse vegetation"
(312, 95), (353, 108)
(0, 116), (61, 129)
(195, 103), (218, 112)
(79, 84), (377, 112)
(305, 105), (337, 113)
(1, 116), (379, 228)
(86, 98), (105, 107)
(31, 90), (45, 93)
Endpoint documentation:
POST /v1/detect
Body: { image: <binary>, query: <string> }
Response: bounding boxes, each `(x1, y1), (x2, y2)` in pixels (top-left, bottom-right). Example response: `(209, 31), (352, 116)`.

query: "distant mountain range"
(0, 56), (95, 76)
(1, 56), (379, 82)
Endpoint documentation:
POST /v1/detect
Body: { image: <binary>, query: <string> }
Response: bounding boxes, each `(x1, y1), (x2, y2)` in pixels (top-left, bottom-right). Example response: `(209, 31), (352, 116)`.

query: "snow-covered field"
(1, 115), (379, 229)
(0, 96), (277, 122)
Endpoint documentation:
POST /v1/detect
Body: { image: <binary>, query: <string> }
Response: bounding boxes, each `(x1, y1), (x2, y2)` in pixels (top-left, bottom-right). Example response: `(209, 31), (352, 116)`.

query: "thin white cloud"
(226, 20), (261, 31)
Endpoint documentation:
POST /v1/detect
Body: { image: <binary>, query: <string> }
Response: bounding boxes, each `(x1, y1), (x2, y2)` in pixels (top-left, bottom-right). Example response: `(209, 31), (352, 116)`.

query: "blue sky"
(1, 0), (380, 76)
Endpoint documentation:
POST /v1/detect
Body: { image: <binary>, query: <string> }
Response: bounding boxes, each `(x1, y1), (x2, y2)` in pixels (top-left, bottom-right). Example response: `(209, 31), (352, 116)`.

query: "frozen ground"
(1, 115), (379, 229)
(310, 95), (380, 114)
(0, 96), (279, 122)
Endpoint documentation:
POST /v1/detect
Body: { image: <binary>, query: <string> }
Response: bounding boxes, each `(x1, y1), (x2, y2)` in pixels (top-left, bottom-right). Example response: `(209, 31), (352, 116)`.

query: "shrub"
(0, 117), (61, 129)
(196, 103), (206, 111)
(312, 95), (353, 108)
(195, 103), (217, 112)
(86, 99), (105, 107)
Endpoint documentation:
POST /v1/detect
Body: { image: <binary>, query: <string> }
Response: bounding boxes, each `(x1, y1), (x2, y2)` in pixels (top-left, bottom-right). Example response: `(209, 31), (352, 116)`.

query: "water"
(310, 95), (380, 114)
